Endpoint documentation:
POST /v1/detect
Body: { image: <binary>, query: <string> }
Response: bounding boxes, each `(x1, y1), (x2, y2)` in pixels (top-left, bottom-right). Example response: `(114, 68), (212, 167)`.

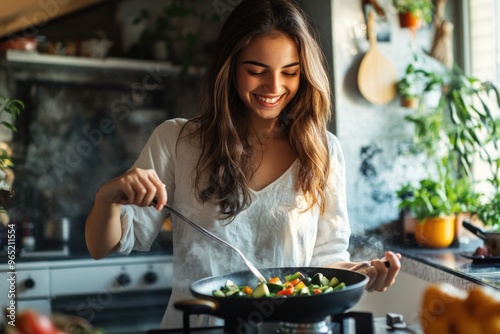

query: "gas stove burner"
(277, 320), (331, 333)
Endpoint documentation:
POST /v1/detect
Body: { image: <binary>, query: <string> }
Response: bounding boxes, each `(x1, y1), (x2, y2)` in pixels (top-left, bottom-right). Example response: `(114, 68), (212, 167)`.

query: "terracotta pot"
(398, 12), (422, 30)
(415, 216), (455, 248)
(400, 96), (419, 108)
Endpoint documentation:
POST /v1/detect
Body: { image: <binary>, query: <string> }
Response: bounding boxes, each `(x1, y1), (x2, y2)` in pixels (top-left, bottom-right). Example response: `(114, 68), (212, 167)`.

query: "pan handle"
(174, 299), (217, 333)
(462, 220), (488, 241)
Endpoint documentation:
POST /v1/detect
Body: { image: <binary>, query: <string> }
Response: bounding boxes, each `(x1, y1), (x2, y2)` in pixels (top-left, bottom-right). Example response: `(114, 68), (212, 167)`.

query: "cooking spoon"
(151, 198), (267, 283)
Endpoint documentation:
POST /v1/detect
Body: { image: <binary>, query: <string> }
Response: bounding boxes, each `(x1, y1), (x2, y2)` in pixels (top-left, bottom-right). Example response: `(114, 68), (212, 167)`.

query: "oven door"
(51, 289), (172, 334)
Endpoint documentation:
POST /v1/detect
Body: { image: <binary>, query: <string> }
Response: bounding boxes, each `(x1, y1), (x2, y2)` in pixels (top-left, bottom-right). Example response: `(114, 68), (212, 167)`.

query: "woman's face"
(235, 33), (300, 126)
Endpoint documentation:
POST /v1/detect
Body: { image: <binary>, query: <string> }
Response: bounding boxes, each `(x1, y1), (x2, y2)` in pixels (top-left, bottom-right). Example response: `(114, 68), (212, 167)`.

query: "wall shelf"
(5, 50), (180, 73)
(2, 51), (204, 86)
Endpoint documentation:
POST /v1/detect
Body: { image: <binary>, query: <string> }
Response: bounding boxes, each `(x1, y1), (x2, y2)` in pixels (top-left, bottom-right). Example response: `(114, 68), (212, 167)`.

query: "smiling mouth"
(254, 94), (284, 104)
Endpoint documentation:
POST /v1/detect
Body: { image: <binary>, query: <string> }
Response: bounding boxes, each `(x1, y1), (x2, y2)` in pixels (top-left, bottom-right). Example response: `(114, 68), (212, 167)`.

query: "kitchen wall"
(330, 0), (447, 243)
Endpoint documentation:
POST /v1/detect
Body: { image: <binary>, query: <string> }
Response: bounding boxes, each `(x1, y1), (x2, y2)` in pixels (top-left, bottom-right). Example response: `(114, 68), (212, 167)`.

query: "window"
(467, 0), (500, 85)
(465, 0), (500, 195)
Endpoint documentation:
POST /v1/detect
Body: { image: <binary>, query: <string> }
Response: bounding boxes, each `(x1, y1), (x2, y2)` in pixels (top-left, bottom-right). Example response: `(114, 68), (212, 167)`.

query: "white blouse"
(116, 118), (351, 328)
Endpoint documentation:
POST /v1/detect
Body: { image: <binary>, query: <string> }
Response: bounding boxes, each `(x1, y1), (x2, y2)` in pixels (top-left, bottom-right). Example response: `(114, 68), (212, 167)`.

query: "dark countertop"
(390, 238), (500, 290)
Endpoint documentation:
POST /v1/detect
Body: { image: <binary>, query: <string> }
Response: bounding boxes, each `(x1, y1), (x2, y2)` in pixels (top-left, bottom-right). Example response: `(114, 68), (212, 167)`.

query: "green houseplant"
(396, 167), (483, 248)
(473, 192), (500, 232)
(392, 0), (434, 29)
(400, 61), (500, 246)
(396, 62), (442, 108)
(397, 176), (456, 222)
(442, 66), (500, 182)
(397, 176), (456, 248)
(403, 64), (500, 179)
(0, 95), (23, 211)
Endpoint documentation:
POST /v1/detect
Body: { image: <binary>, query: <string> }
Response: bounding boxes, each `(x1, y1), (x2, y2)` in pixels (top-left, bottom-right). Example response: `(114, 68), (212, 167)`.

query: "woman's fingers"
(381, 251), (401, 289)
(109, 168), (166, 209)
(148, 171), (167, 211)
(358, 251), (401, 292)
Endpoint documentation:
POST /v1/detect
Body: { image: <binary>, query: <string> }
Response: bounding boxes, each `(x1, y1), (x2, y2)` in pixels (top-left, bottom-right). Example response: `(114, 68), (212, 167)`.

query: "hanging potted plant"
(396, 62), (442, 108)
(392, 0), (434, 31)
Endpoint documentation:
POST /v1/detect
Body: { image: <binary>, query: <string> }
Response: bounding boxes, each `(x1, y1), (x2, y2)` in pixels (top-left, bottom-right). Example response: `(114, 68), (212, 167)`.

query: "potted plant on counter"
(397, 173), (459, 248)
(392, 0), (434, 31)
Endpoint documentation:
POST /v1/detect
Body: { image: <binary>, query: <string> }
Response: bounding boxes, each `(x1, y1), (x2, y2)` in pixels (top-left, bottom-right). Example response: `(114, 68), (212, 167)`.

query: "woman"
(85, 0), (401, 328)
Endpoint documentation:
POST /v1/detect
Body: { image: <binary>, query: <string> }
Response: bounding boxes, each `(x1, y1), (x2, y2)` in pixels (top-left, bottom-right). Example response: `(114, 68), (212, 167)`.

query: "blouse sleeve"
(116, 119), (183, 254)
(310, 133), (351, 265)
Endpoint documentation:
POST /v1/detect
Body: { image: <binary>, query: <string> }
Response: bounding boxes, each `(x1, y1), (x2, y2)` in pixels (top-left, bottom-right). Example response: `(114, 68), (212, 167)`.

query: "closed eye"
(283, 72), (298, 77)
(248, 70), (265, 76)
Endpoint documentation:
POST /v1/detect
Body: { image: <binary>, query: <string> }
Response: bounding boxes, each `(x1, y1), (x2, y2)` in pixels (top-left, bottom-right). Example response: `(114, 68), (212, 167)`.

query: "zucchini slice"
(252, 283), (270, 298)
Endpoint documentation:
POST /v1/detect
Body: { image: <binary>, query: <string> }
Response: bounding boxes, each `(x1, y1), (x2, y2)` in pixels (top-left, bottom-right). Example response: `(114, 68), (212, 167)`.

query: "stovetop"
(148, 315), (422, 334)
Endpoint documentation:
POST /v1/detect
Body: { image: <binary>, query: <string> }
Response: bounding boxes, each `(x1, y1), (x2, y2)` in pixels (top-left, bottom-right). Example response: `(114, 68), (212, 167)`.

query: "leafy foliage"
(400, 62), (500, 229)
(396, 63), (442, 99)
(397, 177), (454, 221)
(473, 192), (500, 232)
(0, 95), (24, 211)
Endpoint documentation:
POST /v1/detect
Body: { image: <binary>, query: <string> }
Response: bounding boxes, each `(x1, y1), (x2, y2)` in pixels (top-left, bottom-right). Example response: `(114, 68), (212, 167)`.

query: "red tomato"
(276, 286), (295, 296)
(16, 310), (58, 334)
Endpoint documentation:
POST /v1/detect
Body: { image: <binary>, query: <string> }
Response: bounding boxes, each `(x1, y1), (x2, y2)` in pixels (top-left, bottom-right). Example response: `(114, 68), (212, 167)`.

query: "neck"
(249, 118), (287, 145)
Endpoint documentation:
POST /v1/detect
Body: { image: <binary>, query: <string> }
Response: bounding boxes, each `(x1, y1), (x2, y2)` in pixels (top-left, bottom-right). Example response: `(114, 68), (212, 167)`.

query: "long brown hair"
(183, 0), (332, 219)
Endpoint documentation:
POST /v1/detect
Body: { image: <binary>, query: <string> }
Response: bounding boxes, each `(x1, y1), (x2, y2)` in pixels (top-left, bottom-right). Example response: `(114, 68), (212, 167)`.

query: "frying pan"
(463, 221), (500, 256)
(174, 267), (368, 327)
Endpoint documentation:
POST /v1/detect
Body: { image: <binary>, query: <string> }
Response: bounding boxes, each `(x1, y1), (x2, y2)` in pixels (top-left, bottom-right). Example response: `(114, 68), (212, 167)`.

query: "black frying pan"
(463, 221), (500, 256)
(174, 267), (368, 325)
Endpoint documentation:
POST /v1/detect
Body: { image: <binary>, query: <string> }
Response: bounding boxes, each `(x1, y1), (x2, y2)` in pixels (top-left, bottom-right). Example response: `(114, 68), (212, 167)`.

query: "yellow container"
(415, 216), (455, 248)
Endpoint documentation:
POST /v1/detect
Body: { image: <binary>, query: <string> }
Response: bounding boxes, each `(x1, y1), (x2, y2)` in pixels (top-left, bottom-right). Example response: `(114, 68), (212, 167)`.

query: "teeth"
(256, 95), (281, 103)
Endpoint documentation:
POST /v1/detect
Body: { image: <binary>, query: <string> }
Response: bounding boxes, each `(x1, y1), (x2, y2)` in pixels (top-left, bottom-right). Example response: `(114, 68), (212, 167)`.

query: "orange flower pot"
(415, 216), (455, 248)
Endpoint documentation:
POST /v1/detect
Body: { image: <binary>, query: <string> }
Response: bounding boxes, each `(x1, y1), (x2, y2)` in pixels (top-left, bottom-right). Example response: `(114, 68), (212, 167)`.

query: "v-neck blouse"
(117, 118), (351, 328)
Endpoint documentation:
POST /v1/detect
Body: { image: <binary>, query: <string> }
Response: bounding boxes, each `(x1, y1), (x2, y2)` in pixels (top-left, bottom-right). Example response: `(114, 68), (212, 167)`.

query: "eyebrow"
(242, 60), (300, 69)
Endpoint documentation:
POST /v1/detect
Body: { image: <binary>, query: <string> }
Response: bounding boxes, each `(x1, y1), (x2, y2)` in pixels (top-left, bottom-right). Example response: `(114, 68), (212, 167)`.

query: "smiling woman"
(84, 0), (401, 330)
(235, 34), (300, 125)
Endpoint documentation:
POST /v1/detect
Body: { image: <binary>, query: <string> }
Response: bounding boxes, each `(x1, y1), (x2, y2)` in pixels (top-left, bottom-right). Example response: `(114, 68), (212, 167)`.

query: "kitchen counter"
(390, 238), (500, 290)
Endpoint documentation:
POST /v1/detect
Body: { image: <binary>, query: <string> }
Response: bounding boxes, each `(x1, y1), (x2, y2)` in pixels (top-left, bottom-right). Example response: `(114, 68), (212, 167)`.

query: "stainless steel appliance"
(0, 253), (173, 334)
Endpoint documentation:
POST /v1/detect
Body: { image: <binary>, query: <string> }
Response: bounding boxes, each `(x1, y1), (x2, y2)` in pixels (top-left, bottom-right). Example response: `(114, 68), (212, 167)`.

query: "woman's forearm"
(85, 190), (123, 260)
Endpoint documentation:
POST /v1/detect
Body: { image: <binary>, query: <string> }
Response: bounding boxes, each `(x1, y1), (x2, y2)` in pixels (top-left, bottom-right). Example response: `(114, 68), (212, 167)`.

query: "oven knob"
(24, 278), (35, 289)
(144, 271), (158, 284)
(116, 273), (131, 287)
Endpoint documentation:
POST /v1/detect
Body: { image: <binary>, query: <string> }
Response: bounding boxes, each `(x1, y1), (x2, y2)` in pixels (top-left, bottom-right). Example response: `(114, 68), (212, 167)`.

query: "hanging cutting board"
(357, 11), (397, 105)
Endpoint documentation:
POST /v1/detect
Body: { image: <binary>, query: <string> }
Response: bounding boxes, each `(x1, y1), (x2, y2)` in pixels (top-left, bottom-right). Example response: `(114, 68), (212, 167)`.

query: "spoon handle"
(152, 198), (266, 283)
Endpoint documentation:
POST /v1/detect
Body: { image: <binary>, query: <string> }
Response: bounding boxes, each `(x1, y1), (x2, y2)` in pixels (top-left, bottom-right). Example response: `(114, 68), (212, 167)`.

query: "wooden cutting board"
(357, 12), (397, 105)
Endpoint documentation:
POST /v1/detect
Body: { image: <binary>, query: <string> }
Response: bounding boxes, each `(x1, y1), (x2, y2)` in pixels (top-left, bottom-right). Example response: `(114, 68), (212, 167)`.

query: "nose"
(265, 73), (281, 93)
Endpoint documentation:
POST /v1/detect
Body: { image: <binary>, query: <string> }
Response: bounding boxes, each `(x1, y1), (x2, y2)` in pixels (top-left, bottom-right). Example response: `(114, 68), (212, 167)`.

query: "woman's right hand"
(97, 168), (167, 211)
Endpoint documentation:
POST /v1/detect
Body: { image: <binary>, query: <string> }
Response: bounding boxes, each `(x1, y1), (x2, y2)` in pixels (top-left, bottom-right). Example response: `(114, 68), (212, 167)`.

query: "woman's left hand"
(350, 251), (401, 292)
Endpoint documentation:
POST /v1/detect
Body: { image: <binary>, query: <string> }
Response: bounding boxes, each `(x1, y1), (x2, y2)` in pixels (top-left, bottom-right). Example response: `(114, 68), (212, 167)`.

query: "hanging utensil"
(357, 11), (397, 105)
(151, 198), (266, 283)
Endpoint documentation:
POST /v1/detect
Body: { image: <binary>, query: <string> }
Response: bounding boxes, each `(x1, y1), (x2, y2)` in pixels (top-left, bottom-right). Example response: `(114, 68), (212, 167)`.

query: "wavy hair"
(183, 0), (332, 219)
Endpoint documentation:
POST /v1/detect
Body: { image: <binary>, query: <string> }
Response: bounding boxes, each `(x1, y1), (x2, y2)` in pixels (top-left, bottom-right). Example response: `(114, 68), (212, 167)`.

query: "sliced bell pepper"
(276, 286), (295, 296)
